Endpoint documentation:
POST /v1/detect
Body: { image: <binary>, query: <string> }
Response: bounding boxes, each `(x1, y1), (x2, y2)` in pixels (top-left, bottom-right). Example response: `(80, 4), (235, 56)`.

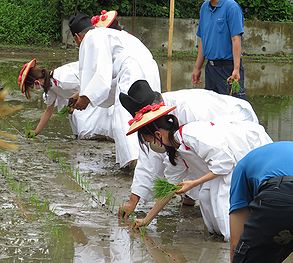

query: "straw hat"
(18, 58), (36, 99)
(126, 104), (176, 135)
(91, 10), (118, 28)
(119, 80), (176, 135)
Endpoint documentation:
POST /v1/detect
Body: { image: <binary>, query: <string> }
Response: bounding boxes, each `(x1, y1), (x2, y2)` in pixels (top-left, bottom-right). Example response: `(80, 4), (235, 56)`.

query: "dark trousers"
(232, 179), (293, 263)
(205, 60), (246, 100)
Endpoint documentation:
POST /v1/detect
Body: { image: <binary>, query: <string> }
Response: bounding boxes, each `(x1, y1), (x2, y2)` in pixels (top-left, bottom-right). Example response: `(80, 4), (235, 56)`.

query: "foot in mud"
(181, 194), (195, 206)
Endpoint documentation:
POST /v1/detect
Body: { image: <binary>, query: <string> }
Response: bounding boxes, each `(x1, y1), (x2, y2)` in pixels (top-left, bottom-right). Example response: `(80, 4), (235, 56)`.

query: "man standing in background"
(192, 0), (246, 100)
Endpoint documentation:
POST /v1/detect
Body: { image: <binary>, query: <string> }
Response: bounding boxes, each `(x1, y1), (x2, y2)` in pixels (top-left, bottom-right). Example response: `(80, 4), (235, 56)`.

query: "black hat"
(119, 80), (158, 117)
(68, 13), (93, 36)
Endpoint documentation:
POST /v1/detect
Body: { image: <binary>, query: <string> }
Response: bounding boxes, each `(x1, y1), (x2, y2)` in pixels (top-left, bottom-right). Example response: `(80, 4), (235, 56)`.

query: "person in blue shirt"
(192, 0), (246, 100)
(229, 141), (293, 263)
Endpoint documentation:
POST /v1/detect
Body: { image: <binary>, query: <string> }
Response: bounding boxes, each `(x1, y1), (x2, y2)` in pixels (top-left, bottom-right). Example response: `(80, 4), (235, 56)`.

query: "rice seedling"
(23, 121), (36, 138)
(139, 226), (146, 239)
(56, 106), (71, 118)
(153, 178), (181, 200)
(229, 79), (241, 95)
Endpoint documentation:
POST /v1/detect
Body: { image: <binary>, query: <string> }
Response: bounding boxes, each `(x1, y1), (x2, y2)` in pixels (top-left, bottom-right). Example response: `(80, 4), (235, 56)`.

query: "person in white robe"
(118, 80), (259, 218)
(18, 59), (113, 139)
(119, 81), (273, 241)
(68, 13), (161, 167)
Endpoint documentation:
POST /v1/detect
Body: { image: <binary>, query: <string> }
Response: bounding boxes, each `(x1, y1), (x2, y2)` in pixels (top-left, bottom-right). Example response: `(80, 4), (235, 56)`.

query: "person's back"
(162, 89), (258, 124)
(229, 141), (293, 263)
(79, 27), (161, 106)
(230, 141), (293, 210)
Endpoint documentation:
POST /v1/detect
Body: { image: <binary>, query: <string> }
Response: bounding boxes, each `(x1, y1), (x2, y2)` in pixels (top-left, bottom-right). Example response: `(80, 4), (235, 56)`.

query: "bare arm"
(176, 171), (217, 194)
(228, 35), (242, 83)
(134, 172), (217, 228)
(34, 104), (55, 135)
(229, 208), (250, 262)
(134, 191), (175, 228)
(192, 38), (205, 85)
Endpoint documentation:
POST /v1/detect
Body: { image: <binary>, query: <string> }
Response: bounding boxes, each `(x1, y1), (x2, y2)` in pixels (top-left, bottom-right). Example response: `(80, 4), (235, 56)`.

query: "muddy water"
(1, 52), (293, 263)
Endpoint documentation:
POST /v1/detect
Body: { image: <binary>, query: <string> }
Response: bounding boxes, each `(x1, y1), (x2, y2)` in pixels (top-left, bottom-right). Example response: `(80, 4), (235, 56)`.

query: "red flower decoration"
(91, 15), (100, 26)
(101, 14), (108, 21)
(128, 102), (165, 126)
(101, 10), (107, 15)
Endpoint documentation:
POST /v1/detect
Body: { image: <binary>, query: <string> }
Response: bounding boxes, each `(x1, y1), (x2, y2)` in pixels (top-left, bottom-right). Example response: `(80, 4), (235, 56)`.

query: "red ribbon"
(128, 102), (165, 126)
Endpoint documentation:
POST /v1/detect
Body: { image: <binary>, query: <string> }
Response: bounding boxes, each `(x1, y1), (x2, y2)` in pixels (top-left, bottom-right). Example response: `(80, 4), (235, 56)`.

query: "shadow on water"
(1, 52), (293, 262)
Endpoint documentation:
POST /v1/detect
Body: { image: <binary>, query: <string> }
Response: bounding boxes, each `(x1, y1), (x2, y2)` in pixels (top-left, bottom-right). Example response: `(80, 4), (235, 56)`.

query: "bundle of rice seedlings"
(153, 178), (181, 200)
(0, 89), (22, 150)
(56, 105), (71, 118)
(229, 79), (240, 95)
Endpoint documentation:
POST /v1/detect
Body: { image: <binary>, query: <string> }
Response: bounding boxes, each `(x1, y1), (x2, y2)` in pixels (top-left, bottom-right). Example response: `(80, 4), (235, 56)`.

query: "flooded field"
(1, 50), (293, 262)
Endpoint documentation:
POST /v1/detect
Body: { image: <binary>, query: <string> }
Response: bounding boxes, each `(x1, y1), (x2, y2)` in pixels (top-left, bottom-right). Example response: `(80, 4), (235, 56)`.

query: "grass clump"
(153, 179), (181, 200)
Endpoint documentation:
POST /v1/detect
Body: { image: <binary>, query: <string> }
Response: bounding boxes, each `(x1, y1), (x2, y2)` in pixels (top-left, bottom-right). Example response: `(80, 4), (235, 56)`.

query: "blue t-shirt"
(197, 0), (244, 60)
(230, 141), (293, 214)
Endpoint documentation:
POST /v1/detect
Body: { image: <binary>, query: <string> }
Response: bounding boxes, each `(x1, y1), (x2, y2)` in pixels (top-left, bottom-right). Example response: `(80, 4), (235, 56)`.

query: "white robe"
(79, 27), (161, 167)
(43, 61), (113, 139)
(167, 121), (272, 241)
(132, 89), (260, 203)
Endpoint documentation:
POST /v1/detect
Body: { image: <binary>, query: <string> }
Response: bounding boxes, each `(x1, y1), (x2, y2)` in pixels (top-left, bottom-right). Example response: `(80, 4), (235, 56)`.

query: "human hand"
(118, 193), (140, 220)
(73, 96), (90, 110)
(192, 67), (202, 85)
(227, 69), (240, 84)
(118, 201), (136, 220)
(176, 180), (199, 194)
(133, 218), (147, 229)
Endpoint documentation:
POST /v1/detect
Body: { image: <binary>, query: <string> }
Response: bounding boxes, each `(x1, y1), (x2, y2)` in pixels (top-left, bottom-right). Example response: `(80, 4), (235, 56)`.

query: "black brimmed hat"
(119, 80), (157, 117)
(119, 80), (176, 135)
(68, 13), (93, 36)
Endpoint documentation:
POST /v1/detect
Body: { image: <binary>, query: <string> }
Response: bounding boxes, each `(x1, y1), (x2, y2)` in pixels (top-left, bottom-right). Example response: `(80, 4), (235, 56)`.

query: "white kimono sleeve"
(79, 31), (113, 107)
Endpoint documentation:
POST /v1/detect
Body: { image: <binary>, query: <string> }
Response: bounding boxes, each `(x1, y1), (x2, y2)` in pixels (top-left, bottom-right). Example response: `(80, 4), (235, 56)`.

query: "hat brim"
(18, 58), (36, 97)
(95, 11), (118, 28)
(127, 105), (176, 136)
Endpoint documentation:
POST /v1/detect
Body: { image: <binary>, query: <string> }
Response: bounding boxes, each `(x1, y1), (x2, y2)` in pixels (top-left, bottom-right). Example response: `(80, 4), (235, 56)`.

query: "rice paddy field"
(1, 49), (293, 262)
